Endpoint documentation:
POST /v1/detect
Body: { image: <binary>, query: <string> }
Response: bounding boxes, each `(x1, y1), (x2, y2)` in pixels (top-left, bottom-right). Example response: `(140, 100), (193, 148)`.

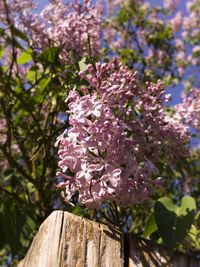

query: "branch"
(0, 144), (36, 185)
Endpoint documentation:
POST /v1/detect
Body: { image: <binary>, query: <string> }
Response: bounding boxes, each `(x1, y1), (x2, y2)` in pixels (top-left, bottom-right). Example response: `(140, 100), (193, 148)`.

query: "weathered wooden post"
(18, 211), (200, 267)
(18, 211), (124, 267)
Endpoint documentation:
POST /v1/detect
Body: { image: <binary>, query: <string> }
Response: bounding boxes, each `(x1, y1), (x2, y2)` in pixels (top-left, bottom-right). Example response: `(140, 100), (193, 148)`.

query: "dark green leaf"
(155, 196), (196, 253)
(40, 47), (60, 64)
(0, 197), (36, 254)
(11, 26), (29, 42)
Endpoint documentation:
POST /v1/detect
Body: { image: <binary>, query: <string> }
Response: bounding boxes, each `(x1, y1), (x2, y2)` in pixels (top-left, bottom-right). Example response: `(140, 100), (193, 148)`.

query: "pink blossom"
(175, 88), (200, 132)
(55, 59), (189, 208)
(2, 0), (102, 60)
(163, 0), (179, 11)
(169, 12), (183, 32)
(175, 39), (185, 50)
(182, 0), (200, 42)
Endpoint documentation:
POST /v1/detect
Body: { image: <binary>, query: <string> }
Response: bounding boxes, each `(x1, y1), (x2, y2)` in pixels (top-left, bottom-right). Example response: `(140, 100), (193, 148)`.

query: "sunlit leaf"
(143, 213), (158, 238)
(155, 196), (196, 254)
(17, 49), (33, 64)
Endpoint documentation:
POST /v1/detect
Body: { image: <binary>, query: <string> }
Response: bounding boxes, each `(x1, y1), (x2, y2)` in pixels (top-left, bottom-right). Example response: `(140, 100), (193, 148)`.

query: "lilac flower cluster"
(175, 88), (200, 132)
(183, 0), (200, 42)
(173, 0), (200, 77)
(37, 0), (102, 58)
(55, 59), (189, 207)
(103, 0), (200, 87)
(0, 0), (36, 23)
(2, 0), (102, 60)
(164, 0), (179, 11)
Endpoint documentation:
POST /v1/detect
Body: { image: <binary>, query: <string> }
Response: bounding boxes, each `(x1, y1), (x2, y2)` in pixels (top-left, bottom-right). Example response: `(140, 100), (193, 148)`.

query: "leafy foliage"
(144, 196), (197, 254)
(155, 196), (196, 253)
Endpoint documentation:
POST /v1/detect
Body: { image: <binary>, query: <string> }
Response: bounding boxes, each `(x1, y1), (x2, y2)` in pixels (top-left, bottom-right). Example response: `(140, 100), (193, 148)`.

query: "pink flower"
(164, 0), (179, 11)
(56, 59), (190, 208)
(2, 0), (102, 60)
(169, 12), (183, 32)
(175, 88), (200, 132)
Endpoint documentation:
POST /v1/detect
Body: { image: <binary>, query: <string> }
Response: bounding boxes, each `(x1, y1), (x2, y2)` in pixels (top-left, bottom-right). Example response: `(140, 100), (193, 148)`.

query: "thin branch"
(0, 144), (36, 185)
(0, 184), (24, 203)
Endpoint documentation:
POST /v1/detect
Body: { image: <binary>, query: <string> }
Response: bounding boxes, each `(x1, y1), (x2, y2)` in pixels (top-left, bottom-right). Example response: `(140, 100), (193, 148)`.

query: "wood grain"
(18, 211), (124, 267)
(18, 211), (200, 267)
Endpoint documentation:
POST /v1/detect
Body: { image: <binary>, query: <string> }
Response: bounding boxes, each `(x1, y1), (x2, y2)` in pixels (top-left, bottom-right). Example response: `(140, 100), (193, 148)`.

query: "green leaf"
(72, 205), (86, 217)
(78, 57), (87, 72)
(0, 197), (36, 254)
(11, 26), (29, 42)
(39, 75), (51, 90)
(154, 196), (196, 254)
(0, 219), (6, 250)
(26, 65), (40, 82)
(40, 47), (60, 64)
(0, 28), (5, 37)
(26, 69), (36, 82)
(0, 198), (24, 253)
(17, 49), (33, 64)
(143, 213), (158, 238)
(116, 6), (136, 24)
(119, 48), (137, 64)
(0, 46), (3, 59)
